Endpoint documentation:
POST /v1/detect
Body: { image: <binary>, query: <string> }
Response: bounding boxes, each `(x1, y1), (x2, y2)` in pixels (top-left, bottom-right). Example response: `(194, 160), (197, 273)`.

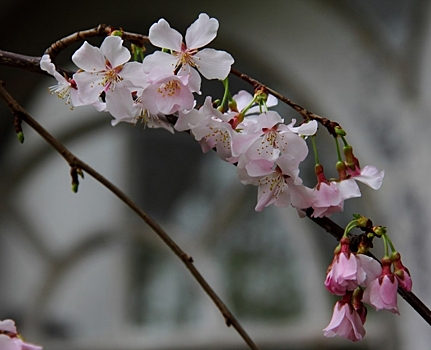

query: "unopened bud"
(110, 30), (123, 37)
(335, 126), (346, 137)
(373, 226), (386, 237)
(228, 99), (238, 112)
(16, 131), (24, 144)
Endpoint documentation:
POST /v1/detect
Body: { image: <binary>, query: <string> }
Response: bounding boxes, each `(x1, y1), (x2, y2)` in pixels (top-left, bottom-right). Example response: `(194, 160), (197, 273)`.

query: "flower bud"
(391, 252), (412, 292)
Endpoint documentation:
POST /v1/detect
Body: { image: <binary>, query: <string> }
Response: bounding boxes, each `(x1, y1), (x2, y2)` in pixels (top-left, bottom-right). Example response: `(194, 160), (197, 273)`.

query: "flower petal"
(100, 36), (130, 68)
(72, 41), (106, 71)
(185, 13), (219, 49)
(193, 48), (234, 80)
(149, 18), (182, 51)
(143, 51), (178, 75)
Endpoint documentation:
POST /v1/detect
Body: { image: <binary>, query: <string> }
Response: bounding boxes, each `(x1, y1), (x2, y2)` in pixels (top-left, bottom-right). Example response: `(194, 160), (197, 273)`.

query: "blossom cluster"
(41, 13), (384, 217)
(323, 236), (412, 341)
(38, 12), (405, 344)
(0, 319), (42, 350)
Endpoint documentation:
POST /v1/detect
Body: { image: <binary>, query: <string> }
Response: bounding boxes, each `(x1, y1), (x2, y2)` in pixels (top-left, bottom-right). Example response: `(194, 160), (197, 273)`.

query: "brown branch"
(0, 82), (260, 350)
(230, 68), (341, 136)
(45, 24), (150, 61)
(1, 23), (431, 330)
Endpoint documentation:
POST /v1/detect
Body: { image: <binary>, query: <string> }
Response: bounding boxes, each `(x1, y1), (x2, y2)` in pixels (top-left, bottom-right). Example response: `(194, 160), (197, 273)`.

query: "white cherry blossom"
(72, 36), (145, 107)
(145, 13), (234, 88)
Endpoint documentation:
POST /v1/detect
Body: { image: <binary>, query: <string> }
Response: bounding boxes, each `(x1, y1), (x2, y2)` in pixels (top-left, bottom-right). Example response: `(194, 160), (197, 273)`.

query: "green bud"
(16, 131), (24, 144)
(355, 215), (370, 228)
(373, 225), (387, 237)
(110, 30), (123, 37)
(335, 126), (346, 137)
(72, 183), (79, 193)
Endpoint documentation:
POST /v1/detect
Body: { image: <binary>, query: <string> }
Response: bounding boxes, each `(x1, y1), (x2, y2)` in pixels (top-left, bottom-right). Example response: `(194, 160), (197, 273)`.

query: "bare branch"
(45, 24), (150, 61)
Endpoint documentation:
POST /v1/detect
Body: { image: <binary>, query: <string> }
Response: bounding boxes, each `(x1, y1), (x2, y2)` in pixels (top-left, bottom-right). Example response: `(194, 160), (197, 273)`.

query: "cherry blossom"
(140, 72), (194, 115)
(40, 54), (81, 108)
(176, 96), (236, 160)
(145, 13), (234, 90)
(237, 147), (313, 211)
(362, 257), (399, 314)
(72, 36), (145, 107)
(325, 237), (382, 295)
(231, 111), (312, 159)
(311, 164), (361, 218)
(323, 295), (366, 342)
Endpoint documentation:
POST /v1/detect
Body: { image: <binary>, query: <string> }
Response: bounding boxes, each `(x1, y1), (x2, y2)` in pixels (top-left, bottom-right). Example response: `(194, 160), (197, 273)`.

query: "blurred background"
(0, 0), (430, 349)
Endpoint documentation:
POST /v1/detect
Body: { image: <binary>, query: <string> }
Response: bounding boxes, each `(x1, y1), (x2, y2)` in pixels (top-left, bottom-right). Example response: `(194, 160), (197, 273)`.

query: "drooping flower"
(362, 256), (400, 314)
(323, 293), (366, 342)
(325, 237), (382, 295)
(144, 13), (234, 92)
(311, 164), (361, 218)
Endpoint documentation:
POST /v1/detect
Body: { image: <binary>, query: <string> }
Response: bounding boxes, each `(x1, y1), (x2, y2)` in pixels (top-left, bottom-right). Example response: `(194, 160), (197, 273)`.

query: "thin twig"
(45, 24), (150, 60)
(0, 82), (260, 350)
(229, 68), (341, 136)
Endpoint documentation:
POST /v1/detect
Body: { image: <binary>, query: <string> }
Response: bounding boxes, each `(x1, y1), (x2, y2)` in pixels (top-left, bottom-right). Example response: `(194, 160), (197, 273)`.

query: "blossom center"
(157, 80), (181, 98)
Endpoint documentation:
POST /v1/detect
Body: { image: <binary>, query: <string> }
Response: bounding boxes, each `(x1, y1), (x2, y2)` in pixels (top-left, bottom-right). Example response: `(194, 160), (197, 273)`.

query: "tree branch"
(1, 21), (431, 339)
(0, 82), (260, 350)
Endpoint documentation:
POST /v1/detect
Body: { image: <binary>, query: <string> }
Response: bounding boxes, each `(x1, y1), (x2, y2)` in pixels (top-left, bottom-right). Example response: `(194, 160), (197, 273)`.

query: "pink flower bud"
(324, 238), (382, 295)
(391, 252), (412, 292)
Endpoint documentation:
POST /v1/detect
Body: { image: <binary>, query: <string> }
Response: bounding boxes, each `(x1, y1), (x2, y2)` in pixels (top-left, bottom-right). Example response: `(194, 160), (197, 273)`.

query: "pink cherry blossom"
(237, 148), (313, 211)
(231, 111), (311, 159)
(176, 96), (236, 160)
(140, 72), (194, 115)
(311, 165), (361, 218)
(323, 298), (366, 342)
(362, 257), (399, 314)
(145, 13), (234, 88)
(325, 237), (382, 295)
